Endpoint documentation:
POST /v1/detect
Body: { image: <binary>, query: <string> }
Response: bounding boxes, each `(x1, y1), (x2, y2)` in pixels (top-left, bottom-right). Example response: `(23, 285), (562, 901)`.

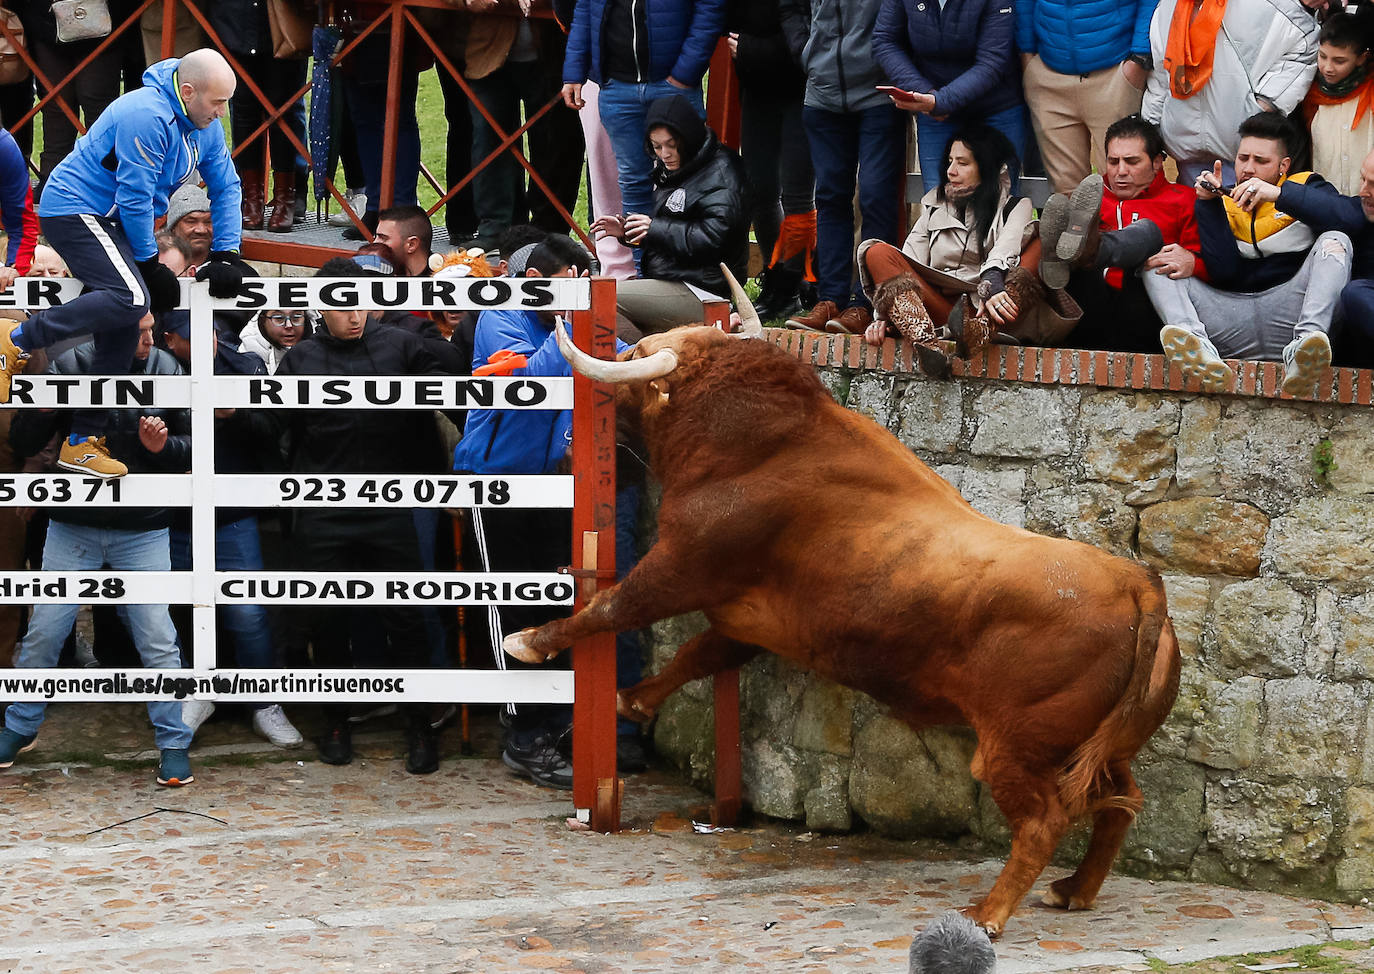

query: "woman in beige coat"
(857, 125), (1079, 375)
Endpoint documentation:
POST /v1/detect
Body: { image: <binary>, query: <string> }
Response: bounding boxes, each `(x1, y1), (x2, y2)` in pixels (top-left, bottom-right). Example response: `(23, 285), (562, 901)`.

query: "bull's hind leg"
(504, 543), (734, 663)
(1044, 759), (1143, 911)
(967, 756), (1071, 938)
(619, 627), (762, 722)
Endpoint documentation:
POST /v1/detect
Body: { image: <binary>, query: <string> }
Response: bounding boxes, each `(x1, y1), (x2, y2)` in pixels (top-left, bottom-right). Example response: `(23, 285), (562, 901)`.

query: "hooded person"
(232, 308), (320, 375)
(591, 94), (752, 335)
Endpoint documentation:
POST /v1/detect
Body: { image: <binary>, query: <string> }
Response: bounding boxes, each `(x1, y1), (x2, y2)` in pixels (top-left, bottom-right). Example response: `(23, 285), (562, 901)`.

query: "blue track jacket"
(38, 58), (241, 262)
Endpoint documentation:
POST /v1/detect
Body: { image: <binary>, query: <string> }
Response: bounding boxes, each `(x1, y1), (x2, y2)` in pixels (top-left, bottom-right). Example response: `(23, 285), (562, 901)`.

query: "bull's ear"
(647, 377), (671, 405)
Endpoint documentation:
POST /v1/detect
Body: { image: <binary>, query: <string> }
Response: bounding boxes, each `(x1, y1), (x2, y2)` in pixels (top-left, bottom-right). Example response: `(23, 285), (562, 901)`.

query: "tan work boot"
(0, 319), (30, 403)
(826, 305), (872, 335)
(785, 299), (839, 331)
(57, 436), (128, 480)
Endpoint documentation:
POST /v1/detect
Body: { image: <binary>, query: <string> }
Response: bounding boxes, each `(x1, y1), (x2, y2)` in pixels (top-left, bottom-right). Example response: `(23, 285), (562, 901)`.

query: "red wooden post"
(161, 0), (175, 60)
(713, 669), (742, 827)
(380, 1), (406, 213)
(571, 277), (620, 832)
(702, 299), (730, 330)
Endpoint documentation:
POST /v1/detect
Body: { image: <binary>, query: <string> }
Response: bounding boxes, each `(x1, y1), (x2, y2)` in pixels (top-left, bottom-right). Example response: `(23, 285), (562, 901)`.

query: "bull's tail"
(1056, 575), (1182, 821)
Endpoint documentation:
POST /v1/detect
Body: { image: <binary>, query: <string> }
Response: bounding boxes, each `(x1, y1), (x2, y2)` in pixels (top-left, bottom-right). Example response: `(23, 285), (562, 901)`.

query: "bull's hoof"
(615, 691), (656, 723)
(959, 905), (1004, 940)
(1042, 878), (1094, 911)
(503, 628), (548, 664)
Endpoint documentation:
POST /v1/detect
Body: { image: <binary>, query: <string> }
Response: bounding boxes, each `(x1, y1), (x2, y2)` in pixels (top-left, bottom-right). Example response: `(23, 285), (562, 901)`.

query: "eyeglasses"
(263, 312), (307, 327)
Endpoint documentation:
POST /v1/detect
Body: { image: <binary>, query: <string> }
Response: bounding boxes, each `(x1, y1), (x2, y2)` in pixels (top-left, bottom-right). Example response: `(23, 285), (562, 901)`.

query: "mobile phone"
(876, 85), (911, 97)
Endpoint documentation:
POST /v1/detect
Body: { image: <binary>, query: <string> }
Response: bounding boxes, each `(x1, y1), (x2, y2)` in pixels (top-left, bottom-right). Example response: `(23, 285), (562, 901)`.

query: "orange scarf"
(1163, 0), (1229, 99)
(1303, 74), (1374, 130)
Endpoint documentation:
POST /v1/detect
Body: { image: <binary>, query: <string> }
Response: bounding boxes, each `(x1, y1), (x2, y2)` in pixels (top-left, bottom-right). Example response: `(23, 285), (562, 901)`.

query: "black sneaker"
(317, 723), (353, 765)
(405, 726), (439, 775)
(502, 734), (573, 789)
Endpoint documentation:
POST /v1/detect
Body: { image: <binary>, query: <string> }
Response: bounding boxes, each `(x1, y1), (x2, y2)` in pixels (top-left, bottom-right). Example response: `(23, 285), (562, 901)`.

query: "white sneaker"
(182, 698), (215, 736)
(327, 191), (366, 226)
(1160, 324), (1235, 393)
(1281, 332), (1332, 398)
(252, 705), (303, 748)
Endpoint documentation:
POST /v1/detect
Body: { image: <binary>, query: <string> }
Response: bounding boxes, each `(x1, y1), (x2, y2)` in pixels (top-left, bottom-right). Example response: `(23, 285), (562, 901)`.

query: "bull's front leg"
(619, 627), (762, 722)
(503, 543), (732, 663)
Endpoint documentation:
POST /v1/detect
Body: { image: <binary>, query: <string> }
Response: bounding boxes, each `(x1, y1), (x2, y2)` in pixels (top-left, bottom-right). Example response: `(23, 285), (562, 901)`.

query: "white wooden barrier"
(0, 275), (591, 704)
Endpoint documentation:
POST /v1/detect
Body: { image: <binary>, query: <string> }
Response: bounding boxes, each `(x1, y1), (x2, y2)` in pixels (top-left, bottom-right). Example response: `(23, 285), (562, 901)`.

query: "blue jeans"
(171, 517), (276, 676)
(803, 104), (907, 308)
(411, 508), (448, 668)
(5, 521), (189, 749)
(341, 33), (420, 209)
(598, 78), (705, 221)
(916, 104), (1029, 196)
(615, 484), (643, 737)
(1337, 280), (1374, 369)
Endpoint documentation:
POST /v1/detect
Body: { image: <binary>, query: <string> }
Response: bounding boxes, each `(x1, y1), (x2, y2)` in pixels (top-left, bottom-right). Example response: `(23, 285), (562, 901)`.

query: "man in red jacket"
(1039, 114), (1209, 352)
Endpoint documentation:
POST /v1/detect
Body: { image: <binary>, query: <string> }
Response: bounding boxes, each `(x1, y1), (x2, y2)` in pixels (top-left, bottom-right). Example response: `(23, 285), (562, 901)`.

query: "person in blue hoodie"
(455, 234), (642, 788)
(0, 49), (246, 481)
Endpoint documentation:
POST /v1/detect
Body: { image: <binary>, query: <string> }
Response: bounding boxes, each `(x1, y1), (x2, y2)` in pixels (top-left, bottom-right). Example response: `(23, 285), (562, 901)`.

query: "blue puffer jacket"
(563, 0), (727, 87)
(38, 58), (241, 262)
(873, 0), (1022, 120)
(1014, 0), (1157, 75)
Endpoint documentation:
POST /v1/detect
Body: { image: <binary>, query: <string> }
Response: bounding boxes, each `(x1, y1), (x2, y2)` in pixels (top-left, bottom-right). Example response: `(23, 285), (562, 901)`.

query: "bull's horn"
(721, 263), (763, 337)
(554, 315), (679, 383)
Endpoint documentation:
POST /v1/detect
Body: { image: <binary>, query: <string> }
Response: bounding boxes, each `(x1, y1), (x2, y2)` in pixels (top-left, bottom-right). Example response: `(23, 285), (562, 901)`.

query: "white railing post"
(187, 280), (217, 674)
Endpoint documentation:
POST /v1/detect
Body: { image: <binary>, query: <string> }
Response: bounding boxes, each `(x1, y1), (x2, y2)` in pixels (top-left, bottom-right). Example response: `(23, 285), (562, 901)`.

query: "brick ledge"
(763, 328), (1374, 407)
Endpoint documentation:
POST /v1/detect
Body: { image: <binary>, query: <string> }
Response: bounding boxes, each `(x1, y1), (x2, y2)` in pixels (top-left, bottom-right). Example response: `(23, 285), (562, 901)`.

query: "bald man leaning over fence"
(0, 49), (246, 480)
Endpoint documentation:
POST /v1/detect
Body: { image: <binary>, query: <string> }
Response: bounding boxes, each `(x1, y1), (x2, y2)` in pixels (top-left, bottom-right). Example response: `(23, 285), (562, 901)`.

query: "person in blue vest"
(0, 49), (246, 481)
(1016, 0), (1159, 194)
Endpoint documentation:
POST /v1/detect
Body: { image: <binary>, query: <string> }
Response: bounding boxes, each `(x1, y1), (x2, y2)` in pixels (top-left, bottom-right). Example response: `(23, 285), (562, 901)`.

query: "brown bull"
(505, 308), (1181, 938)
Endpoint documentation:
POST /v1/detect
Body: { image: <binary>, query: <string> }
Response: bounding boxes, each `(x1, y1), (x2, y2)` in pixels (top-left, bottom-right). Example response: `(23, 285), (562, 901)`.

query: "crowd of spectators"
(2, 0), (1374, 789)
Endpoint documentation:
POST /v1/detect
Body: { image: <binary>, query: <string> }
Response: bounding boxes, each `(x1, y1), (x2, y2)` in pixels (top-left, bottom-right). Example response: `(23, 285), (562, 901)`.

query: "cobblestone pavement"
(2, 703), (1372, 973)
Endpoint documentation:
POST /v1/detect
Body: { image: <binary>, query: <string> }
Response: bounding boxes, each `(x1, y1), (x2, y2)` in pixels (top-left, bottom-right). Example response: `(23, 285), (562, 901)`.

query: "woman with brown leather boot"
(857, 125), (1080, 374)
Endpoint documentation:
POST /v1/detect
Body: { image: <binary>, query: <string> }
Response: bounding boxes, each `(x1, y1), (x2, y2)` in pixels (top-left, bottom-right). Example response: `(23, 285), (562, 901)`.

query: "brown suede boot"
(241, 169), (264, 230)
(874, 274), (949, 378)
(267, 171), (296, 232)
(947, 289), (995, 358)
(1002, 266), (1046, 335)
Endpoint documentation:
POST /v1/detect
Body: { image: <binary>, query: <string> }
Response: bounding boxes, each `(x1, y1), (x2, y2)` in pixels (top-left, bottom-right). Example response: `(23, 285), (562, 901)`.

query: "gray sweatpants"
(1142, 230), (1353, 359)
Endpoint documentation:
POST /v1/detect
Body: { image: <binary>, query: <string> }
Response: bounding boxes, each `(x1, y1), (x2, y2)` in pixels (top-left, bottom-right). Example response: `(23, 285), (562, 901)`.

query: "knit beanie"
(166, 184), (211, 232)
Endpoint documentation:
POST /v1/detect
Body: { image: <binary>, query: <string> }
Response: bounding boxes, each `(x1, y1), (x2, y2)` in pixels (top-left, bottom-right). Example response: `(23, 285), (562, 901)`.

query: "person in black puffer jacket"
(592, 94), (752, 335)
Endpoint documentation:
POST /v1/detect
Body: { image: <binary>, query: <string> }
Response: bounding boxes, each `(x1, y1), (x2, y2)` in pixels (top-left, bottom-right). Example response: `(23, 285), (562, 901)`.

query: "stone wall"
(646, 337), (1374, 902)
